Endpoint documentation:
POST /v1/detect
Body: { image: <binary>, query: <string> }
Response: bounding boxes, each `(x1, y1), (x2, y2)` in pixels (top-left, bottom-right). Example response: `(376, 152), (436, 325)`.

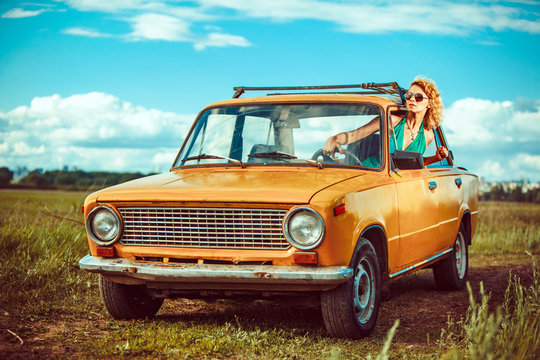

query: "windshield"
(173, 103), (384, 169)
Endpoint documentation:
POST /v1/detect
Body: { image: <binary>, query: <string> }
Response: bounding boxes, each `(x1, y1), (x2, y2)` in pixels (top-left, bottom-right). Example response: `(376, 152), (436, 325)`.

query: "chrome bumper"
(78, 255), (352, 286)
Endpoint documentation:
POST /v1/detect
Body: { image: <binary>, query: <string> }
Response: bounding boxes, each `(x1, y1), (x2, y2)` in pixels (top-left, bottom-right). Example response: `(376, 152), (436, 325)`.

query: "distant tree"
(488, 184), (506, 201)
(22, 170), (50, 189)
(120, 172), (145, 183)
(0, 167), (14, 187)
(512, 186), (525, 202)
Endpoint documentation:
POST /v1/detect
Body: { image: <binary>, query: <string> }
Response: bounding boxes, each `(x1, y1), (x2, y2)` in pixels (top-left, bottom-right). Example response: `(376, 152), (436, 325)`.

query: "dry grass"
(0, 191), (538, 359)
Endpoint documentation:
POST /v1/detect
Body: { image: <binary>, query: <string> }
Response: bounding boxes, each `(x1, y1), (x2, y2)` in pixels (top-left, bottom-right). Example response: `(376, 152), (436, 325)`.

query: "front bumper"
(79, 255), (352, 289)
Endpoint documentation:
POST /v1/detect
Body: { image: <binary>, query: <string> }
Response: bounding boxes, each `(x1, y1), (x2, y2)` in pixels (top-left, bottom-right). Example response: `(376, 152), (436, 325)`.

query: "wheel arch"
(354, 225), (389, 281)
(460, 210), (472, 246)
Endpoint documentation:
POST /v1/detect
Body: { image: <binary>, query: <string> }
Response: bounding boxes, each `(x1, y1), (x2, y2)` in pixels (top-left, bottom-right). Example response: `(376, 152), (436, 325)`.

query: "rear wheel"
(99, 276), (164, 319)
(433, 224), (468, 290)
(321, 238), (381, 339)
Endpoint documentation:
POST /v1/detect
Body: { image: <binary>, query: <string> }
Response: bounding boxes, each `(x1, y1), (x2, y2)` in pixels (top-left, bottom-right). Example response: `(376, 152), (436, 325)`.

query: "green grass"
(438, 255), (539, 359)
(472, 201), (540, 254)
(0, 191), (538, 359)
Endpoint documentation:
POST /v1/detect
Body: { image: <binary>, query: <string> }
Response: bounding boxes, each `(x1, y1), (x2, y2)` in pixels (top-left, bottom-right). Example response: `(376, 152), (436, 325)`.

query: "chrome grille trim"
(119, 207), (290, 250)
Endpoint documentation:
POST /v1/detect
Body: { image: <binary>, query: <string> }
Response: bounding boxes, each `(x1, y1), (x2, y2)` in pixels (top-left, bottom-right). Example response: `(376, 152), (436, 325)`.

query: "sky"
(1, 0), (539, 181)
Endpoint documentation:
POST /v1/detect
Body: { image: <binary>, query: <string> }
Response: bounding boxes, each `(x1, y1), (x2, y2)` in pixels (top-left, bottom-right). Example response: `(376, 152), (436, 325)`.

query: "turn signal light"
(334, 204), (346, 216)
(96, 246), (115, 258)
(293, 252), (318, 265)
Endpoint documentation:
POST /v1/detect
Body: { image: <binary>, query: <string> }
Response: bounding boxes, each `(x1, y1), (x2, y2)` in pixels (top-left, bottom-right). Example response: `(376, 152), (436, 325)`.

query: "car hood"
(95, 167), (364, 204)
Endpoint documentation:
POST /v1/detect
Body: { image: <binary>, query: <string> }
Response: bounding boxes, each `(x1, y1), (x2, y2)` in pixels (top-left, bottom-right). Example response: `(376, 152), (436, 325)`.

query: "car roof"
(202, 94), (403, 110)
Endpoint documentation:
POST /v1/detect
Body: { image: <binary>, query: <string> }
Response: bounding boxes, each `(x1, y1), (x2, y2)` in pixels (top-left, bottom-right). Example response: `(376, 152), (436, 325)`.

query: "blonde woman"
(323, 77), (449, 166)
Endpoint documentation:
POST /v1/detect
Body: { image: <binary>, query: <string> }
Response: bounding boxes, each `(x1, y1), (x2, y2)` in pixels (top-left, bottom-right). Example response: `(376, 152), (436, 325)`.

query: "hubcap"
(454, 232), (467, 279)
(352, 257), (374, 324)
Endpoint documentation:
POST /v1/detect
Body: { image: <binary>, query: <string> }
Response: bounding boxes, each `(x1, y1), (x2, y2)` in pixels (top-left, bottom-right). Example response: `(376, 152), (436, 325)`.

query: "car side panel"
(427, 168), (462, 251)
(391, 169), (442, 268)
(309, 173), (399, 269)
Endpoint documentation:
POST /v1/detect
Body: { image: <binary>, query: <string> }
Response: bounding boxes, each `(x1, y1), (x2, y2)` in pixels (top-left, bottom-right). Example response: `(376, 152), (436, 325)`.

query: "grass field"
(0, 190), (538, 359)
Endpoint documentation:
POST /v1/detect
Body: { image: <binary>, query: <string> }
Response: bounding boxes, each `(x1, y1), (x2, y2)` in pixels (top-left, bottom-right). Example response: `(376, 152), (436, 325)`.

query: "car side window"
(426, 128), (451, 168)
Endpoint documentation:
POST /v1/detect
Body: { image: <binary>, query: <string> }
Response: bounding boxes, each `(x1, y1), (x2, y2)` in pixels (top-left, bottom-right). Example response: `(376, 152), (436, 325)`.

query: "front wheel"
(321, 238), (381, 339)
(433, 224), (469, 290)
(99, 276), (164, 319)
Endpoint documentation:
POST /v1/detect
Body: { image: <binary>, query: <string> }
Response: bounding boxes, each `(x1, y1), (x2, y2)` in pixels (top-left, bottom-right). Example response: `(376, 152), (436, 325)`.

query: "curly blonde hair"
(409, 76), (443, 130)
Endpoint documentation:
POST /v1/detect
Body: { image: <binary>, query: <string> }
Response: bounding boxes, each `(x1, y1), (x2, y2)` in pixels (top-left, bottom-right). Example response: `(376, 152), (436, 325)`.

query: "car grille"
(118, 207), (290, 250)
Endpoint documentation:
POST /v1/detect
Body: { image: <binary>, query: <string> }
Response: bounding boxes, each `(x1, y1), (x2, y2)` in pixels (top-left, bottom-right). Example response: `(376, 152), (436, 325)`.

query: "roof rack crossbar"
(232, 82), (405, 103)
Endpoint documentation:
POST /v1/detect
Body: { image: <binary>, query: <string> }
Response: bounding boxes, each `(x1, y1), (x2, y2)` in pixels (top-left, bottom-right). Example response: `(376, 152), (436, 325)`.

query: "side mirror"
(391, 150), (424, 170)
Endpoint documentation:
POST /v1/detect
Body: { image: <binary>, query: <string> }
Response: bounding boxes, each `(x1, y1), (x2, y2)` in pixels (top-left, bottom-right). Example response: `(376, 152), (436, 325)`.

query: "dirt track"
(374, 260), (535, 345)
(1, 258), (535, 358)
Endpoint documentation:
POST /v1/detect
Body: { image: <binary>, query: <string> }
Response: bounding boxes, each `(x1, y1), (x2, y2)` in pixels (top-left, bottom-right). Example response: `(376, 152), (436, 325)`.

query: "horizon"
(1, 1), (539, 181)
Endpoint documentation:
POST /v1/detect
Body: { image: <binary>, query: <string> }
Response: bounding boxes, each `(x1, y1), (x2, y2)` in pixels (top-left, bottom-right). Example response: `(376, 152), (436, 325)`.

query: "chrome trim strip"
(118, 207), (290, 250)
(389, 248), (453, 278)
(79, 255), (353, 285)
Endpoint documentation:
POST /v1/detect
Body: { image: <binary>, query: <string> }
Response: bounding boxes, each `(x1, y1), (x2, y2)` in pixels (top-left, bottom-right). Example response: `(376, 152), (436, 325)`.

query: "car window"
(426, 128), (451, 168)
(175, 104), (383, 169)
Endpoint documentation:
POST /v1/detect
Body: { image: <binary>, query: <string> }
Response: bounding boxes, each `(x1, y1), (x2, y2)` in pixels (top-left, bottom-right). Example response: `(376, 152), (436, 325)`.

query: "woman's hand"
(435, 146), (449, 161)
(423, 146), (449, 166)
(323, 136), (343, 159)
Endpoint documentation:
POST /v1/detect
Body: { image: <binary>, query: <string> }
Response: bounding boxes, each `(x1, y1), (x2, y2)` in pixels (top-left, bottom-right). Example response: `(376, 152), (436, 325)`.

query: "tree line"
(0, 167), (150, 191)
(480, 183), (540, 203)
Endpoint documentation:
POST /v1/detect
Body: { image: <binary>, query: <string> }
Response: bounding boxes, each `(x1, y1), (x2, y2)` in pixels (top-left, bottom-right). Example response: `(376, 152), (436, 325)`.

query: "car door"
(392, 168), (442, 268)
(387, 114), (459, 269)
(425, 127), (462, 250)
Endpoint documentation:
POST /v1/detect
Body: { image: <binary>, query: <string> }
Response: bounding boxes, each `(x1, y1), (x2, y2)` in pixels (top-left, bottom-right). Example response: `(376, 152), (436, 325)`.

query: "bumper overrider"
(79, 255), (353, 290)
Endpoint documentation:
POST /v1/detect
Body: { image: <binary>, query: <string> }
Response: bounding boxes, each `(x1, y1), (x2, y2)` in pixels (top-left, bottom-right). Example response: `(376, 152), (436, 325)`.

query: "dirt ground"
(1, 258), (536, 358)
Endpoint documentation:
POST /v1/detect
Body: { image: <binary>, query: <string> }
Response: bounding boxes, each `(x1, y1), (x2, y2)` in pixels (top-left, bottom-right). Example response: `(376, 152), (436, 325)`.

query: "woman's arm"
(423, 129), (449, 166)
(424, 146), (449, 166)
(323, 115), (393, 159)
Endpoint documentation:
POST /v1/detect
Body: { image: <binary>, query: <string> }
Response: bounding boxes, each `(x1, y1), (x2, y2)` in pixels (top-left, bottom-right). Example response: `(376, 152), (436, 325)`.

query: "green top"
(393, 116), (426, 153)
(354, 116), (427, 168)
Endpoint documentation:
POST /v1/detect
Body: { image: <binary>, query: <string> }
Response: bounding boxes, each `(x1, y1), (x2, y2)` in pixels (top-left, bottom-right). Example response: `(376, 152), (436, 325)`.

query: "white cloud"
(445, 97), (540, 181)
(128, 13), (192, 41)
(63, 27), (112, 38)
(478, 159), (507, 180)
(194, 32), (251, 50)
(196, 0), (540, 34)
(2, 7), (47, 18)
(61, 0), (152, 13)
(2, 92), (540, 180)
(0, 92), (194, 173)
(51, 1), (539, 48)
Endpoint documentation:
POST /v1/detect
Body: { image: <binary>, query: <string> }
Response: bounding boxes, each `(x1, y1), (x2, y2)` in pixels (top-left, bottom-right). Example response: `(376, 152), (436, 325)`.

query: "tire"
(433, 224), (468, 290)
(99, 276), (164, 319)
(321, 238), (381, 339)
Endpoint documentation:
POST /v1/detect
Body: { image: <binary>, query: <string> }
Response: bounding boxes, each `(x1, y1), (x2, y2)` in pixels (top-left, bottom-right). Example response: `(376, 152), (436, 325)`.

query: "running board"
(389, 248), (453, 279)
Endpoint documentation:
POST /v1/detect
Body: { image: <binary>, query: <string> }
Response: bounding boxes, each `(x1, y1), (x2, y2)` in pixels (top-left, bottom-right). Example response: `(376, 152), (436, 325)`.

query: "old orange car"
(79, 83), (478, 338)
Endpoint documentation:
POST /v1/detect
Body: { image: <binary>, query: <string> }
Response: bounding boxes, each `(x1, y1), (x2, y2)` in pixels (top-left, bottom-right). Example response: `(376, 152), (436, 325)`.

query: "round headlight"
(86, 206), (121, 246)
(284, 207), (325, 250)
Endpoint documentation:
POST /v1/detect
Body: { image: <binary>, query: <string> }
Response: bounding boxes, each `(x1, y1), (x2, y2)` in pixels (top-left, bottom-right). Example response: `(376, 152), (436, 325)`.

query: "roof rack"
(232, 82), (406, 103)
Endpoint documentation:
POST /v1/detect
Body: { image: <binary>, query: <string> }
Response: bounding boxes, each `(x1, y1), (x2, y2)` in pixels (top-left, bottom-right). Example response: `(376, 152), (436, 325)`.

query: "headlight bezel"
(85, 205), (122, 246)
(283, 207), (325, 250)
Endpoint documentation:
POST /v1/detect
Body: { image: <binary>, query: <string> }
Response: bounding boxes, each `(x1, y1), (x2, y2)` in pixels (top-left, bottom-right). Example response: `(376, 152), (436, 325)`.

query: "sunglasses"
(405, 92), (429, 102)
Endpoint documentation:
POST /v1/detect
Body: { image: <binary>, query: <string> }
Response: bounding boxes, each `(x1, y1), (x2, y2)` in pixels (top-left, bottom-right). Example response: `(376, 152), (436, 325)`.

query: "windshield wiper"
(247, 151), (298, 160)
(248, 151), (323, 169)
(182, 153), (245, 168)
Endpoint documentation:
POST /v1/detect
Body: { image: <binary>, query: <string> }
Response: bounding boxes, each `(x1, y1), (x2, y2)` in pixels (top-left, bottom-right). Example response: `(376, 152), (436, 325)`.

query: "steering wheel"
(311, 149), (362, 166)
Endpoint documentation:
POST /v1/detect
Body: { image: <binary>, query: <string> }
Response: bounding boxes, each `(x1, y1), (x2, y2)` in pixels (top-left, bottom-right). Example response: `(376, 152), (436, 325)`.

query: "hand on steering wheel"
(311, 148), (362, 166)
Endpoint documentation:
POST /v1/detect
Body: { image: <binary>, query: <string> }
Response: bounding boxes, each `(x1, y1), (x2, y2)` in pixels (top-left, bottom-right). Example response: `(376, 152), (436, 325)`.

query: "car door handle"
(455, 178), (462, 188)
(428, 181), (437, 190)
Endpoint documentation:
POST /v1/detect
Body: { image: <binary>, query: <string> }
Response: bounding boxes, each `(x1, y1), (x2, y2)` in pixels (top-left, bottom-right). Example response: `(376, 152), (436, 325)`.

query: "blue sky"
(1, 0), (539, 181)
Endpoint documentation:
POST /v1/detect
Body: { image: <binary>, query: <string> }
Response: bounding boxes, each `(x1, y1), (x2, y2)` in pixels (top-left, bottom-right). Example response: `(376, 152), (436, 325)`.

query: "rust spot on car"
(255, 272), (271, 278)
